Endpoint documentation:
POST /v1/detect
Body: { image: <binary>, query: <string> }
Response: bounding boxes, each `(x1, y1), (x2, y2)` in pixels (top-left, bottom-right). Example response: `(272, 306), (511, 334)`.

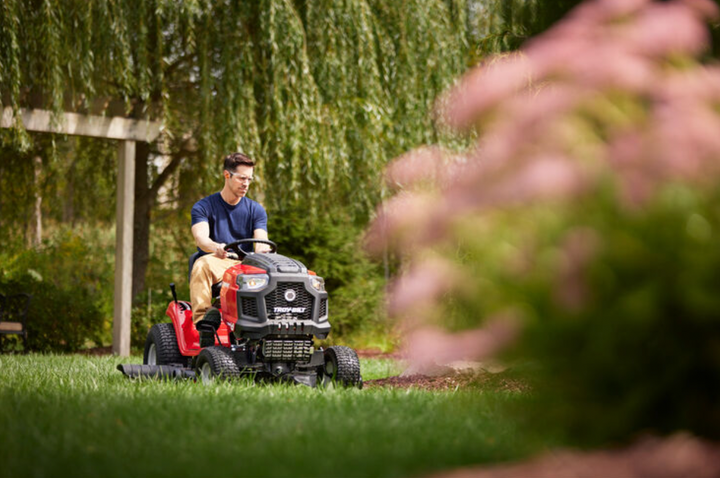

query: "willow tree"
(1, 0), (471, 303)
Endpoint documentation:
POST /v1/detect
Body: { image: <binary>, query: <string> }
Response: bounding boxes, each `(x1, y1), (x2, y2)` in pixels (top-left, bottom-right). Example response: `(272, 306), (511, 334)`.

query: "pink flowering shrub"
(369, 0), (720, 444)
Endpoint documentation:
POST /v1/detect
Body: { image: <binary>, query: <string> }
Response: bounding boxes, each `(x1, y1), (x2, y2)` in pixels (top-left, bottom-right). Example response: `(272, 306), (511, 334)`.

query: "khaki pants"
(189, 254), (240, 323)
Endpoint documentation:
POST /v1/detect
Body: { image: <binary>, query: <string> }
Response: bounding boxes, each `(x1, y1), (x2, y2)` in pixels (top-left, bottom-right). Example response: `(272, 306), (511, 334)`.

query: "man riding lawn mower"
(119, 238), (362, 388)
(118, 153), (362, 388)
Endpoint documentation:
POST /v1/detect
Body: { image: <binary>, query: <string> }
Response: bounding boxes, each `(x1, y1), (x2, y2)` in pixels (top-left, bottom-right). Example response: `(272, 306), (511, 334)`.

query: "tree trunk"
(132, 141), (151, 304)
(63, 158), (76, 225)
(131, 140), (187, 304)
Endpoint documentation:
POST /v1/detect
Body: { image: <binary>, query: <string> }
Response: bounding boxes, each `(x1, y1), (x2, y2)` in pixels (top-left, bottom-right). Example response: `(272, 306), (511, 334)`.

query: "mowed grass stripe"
(0, 355), (543, 478)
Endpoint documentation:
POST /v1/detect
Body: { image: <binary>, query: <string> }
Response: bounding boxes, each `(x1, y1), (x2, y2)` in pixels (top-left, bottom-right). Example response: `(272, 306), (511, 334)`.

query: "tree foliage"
(1, 0), (479, 344)
(475, 0), (720, 58)
(1, 0), (470, 223)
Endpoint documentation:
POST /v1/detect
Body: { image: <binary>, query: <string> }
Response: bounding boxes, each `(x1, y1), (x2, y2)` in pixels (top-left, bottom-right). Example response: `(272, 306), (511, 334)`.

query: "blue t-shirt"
(191, 193), (268, 254)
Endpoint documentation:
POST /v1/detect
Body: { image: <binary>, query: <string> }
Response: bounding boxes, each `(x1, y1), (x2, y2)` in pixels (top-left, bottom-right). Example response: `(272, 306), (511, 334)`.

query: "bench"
(0, 293), (31, 353)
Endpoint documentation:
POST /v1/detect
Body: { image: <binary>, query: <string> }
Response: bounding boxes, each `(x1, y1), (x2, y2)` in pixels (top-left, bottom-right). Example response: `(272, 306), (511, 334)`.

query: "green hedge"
(0, 275), (105, 353)
(0, 230), (111, 352)
(512, 189), (720, 444)
(435, 186), (720, 445)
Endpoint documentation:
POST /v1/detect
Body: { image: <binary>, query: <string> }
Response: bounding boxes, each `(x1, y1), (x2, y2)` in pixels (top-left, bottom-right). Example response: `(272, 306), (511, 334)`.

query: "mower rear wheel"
(322, 346), (362, 388)
(144, 323), (186, 366)
(195, 346), (241, 384)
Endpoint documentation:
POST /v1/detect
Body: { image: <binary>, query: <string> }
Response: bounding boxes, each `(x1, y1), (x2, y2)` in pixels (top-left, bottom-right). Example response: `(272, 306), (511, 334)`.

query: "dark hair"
(223, 152), (255, 172)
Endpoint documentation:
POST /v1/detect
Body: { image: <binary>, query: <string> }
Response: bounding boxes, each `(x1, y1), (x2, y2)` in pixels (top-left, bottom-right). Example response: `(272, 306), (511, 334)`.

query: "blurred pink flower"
(439, 54), (533, 130)
(654, 103), (720, 181)
(443, 0), (716, 136)
(385, 146), (446, 190)
(365, 191), (437, 255)
(658, 66), (720, 103)
(369, 0), (720, 367)
(682, 0), (720, 18)
(485, 86), (584, 155)
(617, 1), (713, 58)
(443, 154), (590, 217)
(568, 0), (649, 23)
(387, 257), (459, 318)
(606, 131), (658, 207)
(526, 33), (655, 94)
(607, 131), (647, 170)
(403, 316), (521, 373)
(384, 153), (592, 250)
(428, 433), (720, 478)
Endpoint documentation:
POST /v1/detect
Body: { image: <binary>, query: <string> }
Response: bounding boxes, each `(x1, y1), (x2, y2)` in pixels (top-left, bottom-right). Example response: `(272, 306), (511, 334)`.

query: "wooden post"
(30, 155), (43, 248)
(113, 140), (135, 356)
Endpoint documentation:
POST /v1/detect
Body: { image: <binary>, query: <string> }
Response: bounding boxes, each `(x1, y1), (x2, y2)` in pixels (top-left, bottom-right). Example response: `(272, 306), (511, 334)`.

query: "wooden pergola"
(1, 107), (161, 356)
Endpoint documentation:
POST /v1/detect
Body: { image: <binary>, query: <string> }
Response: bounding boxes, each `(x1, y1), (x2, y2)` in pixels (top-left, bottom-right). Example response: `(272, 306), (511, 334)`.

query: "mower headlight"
(310, 277), (325, 292)
(238, 274), (269, 291)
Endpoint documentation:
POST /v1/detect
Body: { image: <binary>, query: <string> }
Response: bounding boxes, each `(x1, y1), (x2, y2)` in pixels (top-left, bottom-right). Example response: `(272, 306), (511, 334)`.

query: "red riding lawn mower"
(118, 239), (362, 388)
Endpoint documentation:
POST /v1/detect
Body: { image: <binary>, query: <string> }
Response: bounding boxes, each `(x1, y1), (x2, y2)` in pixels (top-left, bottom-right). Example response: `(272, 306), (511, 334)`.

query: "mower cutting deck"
(117, 363), (196, 380)
(118, 239), (362, 388)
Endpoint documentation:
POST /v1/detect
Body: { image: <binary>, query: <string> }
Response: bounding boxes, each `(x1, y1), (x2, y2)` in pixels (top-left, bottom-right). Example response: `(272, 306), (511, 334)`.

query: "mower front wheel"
(321, 346), (362, 388)
(144, 323), (186, 366)
(195, 346), (241, 385)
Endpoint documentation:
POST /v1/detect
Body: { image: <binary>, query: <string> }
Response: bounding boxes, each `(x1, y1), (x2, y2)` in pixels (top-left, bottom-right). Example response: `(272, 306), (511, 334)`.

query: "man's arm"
(192, 222), (228, 259)
(254, 228), (271, 253)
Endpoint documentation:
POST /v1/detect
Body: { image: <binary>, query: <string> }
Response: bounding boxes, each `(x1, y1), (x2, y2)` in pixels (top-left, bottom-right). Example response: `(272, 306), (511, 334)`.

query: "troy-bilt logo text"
(274, 307), (306, 313)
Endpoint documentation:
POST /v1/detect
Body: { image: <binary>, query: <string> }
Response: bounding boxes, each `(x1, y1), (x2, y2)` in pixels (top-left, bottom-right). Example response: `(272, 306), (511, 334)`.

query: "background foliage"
(6, 0), (716, 354)
(0, 0), (504, 349)
(0, 228), (110, 352)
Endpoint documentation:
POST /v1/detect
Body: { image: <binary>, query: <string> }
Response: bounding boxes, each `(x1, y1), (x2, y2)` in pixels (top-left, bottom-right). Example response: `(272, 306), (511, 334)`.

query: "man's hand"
(255, 243), (271, 253)
(213, 243), (228, 259)
(253, 229), (271, 253)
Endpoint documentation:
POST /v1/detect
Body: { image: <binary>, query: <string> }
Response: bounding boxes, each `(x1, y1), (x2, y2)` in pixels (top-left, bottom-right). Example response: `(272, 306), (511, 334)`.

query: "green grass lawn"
(0, 354), (554, 478)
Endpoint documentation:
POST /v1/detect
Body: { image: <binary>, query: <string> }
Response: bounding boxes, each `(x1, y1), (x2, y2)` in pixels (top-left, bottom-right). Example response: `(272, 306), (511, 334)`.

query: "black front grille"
(319, 298), (328, 317)
(262, 339), (313, 362)
(241, 297), (258, 318)
(265, 282), (314, 320)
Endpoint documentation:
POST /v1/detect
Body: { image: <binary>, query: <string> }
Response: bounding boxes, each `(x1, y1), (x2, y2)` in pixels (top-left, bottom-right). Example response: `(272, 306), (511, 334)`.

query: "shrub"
(0, 229), (111, 352)
(0, 274), (106, 353)
(369, 0), (720, 445)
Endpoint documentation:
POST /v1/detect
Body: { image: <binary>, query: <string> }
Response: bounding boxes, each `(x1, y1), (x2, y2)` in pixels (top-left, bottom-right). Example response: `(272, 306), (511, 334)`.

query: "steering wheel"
(224, 238), (277, 260)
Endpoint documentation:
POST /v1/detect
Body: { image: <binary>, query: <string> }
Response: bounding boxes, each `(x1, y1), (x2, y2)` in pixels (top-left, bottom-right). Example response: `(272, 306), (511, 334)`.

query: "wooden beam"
(113, 140), (135, 357)
(1, 107), (160, 142)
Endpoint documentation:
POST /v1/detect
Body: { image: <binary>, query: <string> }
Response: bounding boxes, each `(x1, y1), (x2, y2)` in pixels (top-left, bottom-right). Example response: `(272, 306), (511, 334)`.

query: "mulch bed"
(364, 374), (475, 391)
(364, 371), (528, 392)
